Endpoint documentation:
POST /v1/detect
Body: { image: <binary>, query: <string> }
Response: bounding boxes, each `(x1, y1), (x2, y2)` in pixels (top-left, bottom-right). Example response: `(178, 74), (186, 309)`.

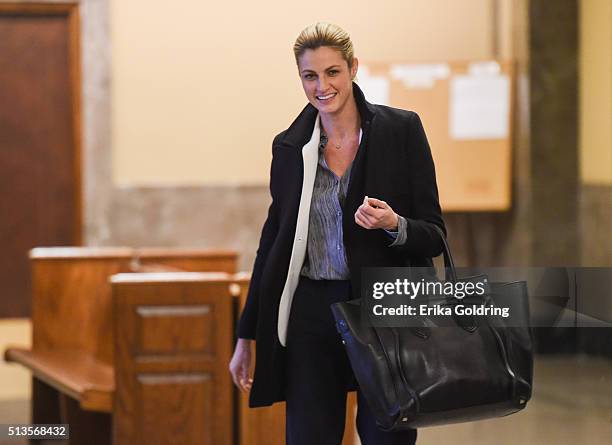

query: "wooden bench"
(5, 247), (358, 444)
(4, 247), (237, 444)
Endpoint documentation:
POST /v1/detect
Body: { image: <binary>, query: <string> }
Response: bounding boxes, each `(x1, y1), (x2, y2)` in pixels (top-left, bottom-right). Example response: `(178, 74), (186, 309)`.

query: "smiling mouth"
(316, 93), (337, 101)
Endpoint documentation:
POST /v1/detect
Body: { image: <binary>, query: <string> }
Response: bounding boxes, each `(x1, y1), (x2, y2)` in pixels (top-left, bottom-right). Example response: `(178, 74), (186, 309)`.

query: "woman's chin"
(315, 102), (340, 115)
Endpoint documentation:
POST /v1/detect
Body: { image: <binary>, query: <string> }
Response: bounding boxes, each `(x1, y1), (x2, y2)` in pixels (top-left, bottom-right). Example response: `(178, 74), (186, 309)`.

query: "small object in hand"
(364, 196), (382, 209)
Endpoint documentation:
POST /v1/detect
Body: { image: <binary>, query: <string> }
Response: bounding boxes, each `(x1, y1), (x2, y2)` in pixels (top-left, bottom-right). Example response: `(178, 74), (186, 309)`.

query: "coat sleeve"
(236, 137), (282, 339)
(391, 112), (446, 258)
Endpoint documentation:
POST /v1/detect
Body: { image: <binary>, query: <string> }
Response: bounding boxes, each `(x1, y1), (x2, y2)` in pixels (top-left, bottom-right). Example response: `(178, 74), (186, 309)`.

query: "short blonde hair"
(293, 22), (355, 69)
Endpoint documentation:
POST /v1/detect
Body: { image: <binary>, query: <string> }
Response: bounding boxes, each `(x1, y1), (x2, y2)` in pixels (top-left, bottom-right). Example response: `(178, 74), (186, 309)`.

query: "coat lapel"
(277, 113), (320, 346)
(344, 83), (377, 238)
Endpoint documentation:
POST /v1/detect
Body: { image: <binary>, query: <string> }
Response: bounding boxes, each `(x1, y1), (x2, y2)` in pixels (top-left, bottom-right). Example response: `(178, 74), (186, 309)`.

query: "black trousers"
(285, 277), (417, 445)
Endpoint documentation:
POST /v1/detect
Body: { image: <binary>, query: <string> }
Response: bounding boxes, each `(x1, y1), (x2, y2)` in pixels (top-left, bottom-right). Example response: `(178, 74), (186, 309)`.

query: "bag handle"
(430, 224), (457, 282)
(430, 224), (477, 332)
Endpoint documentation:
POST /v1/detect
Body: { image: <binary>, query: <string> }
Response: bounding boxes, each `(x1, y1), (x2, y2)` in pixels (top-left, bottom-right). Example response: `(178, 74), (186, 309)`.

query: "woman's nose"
(317, 76), (329, 91)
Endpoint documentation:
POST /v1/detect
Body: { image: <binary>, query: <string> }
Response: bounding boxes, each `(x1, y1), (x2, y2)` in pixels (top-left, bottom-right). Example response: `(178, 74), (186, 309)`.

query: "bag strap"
(430, 224), (477, 332)
(430, 224), (457, 282)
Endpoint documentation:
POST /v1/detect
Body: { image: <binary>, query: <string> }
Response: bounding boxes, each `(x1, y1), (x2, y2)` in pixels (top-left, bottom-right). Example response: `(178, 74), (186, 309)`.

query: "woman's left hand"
(354, 196), (399, 231)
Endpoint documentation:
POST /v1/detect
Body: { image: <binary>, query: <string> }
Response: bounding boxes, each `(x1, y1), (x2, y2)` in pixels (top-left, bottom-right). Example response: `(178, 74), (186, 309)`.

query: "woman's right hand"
(229, 338), (253, 392)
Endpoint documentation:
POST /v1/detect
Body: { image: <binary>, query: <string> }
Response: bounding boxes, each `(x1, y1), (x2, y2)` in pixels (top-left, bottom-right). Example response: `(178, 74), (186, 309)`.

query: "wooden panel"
(345, 391), (358, 444)
(113, 273), (234, 445)
(29, 248), (236, 366)
(135, 248), (238, 274)
(240, 397), (285, 445)
(138, 373), (213, 445)
(136, 305), (213, 355)
(0, 3), (82, 318)
(31, 254), (132, 365)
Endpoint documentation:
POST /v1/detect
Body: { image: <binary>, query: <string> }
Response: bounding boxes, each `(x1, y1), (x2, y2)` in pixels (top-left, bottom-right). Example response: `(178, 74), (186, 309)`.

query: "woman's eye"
(329, 70), (339, 75)
(304, 74), (315, 80)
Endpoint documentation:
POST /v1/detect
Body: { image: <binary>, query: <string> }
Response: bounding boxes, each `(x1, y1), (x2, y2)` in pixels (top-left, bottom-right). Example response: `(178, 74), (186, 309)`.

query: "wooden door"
(0, 3), (82, 317)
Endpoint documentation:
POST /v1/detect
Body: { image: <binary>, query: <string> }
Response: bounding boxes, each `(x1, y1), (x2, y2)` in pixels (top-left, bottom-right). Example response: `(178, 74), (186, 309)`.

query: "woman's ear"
(351, 57), (359, 79)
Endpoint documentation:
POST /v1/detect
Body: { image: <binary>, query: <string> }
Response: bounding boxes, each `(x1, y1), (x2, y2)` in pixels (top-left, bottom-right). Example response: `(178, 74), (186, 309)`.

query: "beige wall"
(0, 320), (31, 400)
(111, 0), (510, 186)
(580, 0), (612, 185)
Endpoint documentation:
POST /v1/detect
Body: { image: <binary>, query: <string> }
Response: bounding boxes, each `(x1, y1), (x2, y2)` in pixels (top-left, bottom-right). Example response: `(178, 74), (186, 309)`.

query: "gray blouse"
(300, 131), (353, 280)
(300, 128), (408, 281)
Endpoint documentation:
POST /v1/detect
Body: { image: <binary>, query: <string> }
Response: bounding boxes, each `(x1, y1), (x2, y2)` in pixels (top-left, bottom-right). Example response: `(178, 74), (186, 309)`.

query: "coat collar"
(281, 82), (377, 149)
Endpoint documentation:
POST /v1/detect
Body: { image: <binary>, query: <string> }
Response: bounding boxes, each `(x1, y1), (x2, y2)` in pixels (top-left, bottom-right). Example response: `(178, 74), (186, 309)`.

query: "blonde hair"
(293, 22), (355, 69)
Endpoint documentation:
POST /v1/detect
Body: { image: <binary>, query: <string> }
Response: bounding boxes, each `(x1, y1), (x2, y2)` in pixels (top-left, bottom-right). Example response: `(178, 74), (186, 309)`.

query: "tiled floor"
(416, 354), (612, 445)
(0, 400), (29, 445)
(1, 355), (610, 444)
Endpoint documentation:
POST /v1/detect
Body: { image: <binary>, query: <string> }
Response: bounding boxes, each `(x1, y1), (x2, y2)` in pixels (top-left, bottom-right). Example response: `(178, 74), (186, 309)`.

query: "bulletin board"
(358, 60), (514, 212)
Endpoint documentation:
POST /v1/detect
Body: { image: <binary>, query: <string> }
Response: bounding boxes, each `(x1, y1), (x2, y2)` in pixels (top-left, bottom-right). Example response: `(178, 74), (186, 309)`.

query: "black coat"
(238, 82), (446, 407)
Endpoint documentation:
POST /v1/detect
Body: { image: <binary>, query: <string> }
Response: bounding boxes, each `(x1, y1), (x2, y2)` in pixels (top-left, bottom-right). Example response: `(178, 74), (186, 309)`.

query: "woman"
(230, 22), (445, 445)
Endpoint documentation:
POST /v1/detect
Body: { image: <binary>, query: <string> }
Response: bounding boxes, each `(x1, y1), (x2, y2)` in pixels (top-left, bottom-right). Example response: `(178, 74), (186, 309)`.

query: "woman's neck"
(319, 97), (361, 140)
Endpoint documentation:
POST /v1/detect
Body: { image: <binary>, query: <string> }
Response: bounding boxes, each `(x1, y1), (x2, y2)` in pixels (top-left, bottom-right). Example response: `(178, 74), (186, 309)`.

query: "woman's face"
(297, 46), (358, 115)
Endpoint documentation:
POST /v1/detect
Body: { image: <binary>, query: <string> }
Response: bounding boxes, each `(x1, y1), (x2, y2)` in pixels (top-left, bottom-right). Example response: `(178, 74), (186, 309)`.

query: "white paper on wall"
(468, 61), (501, 76)
(357, 65), (390, 105)
(449, 75), (510, 140)
(389, 63), (450, 89)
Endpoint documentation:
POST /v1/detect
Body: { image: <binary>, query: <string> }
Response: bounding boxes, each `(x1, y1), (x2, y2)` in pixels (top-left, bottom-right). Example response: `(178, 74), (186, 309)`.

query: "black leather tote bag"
(330, 226), (533, 431)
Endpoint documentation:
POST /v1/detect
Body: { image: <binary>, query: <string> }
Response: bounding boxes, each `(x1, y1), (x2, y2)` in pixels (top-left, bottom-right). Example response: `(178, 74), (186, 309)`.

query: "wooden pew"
(232, 274), (358, 445)
(5, 247), (357, 444)
(4, 247), (238, 444)
(7, 247), (132, 445)
(111, 272), (234, 445)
